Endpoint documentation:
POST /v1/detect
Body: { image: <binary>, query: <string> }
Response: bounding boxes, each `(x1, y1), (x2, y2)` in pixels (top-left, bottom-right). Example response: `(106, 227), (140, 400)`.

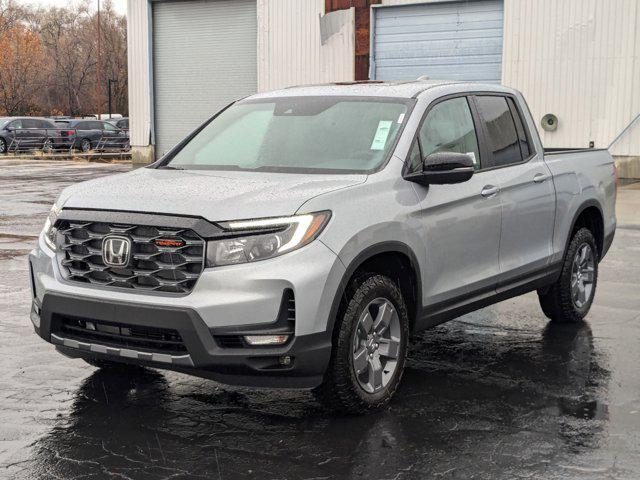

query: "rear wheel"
(80, 138), (92, 152)
(314, 274), (409, 414)
(538, 228), (598, 323)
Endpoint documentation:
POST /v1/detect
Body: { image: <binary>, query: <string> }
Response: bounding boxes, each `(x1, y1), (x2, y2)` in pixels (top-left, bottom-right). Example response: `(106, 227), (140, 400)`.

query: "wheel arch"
(565, 200), (605, 260)
(326, 241), (422, 335)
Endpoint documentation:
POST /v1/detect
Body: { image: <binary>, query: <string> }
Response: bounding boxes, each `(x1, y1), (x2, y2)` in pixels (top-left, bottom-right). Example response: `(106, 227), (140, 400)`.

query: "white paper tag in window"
(371, 121), (393, 150)
(466, 151), (477, 165)
(397, 113), (405, 124)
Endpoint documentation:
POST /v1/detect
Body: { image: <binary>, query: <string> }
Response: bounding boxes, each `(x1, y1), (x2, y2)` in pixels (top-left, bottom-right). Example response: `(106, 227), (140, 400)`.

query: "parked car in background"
(106, 117), (129, 131)
(0, 117), (62, 154)
(54, 119), (130, 152)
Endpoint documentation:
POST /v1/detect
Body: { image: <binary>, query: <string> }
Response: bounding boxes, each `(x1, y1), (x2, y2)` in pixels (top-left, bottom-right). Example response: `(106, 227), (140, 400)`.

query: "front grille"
(56, 220), (205, 294)
(54, 314), (187, 354)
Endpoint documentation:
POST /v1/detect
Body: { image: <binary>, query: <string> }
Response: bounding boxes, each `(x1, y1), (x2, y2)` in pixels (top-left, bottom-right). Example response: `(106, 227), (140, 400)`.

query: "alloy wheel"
(352, 297), (401, 393)
(571, 243), (595, 308)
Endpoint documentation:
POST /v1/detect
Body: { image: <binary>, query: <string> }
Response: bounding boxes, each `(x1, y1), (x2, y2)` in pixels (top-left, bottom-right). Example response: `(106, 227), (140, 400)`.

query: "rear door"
(19, 119), (45, 149)
(86, 121), (104, 145)
(472, 94), (556, 285)
(410, 95), (502, 309)
(39, 119), (56, 147)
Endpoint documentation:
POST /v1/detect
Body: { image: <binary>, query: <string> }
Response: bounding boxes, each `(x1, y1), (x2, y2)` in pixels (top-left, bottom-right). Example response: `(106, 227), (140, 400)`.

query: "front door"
(409, 96), (502, 311)
(101, 121), (124, 148)
(472, 95), (556, 285)
(5, 119), (21, 150)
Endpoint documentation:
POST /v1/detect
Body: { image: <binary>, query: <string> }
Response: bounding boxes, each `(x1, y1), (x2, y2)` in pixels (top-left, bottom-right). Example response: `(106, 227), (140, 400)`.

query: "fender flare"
(325, 241), (423, 335)
(563, 199), (605, 260)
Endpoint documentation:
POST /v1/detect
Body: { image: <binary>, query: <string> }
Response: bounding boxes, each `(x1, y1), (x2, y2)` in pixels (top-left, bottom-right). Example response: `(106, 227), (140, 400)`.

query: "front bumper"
(31, 291), (332, 388)
(29, 221), (346, 388)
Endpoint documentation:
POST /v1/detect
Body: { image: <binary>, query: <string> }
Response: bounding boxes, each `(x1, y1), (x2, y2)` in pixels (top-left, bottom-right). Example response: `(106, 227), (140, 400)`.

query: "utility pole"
(108, 79), (118, 118)
(96, 0), (102, 119)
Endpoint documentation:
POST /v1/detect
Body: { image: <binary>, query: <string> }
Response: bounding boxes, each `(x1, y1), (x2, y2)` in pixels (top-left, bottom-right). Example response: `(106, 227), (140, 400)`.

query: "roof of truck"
(248, 80), (511, 100)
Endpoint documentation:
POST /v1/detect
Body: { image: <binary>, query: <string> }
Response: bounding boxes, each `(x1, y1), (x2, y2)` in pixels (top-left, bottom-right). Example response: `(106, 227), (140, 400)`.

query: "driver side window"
(417, 97), (481, 171)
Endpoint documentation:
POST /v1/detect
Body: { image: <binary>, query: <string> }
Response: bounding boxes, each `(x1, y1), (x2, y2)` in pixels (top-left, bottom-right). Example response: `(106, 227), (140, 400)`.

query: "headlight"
(41, 203), (61, 251)
(206, 211), (331, 267)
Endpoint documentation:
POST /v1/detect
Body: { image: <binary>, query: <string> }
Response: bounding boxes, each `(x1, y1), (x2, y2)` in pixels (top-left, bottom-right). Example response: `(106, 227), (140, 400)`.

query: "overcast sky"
(19, 0), (127, 15)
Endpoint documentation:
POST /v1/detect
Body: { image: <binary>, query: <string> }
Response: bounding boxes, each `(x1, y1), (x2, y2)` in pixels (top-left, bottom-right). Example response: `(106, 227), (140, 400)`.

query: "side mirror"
(5, 126), (14, 132)
(406, 152), (475, 185)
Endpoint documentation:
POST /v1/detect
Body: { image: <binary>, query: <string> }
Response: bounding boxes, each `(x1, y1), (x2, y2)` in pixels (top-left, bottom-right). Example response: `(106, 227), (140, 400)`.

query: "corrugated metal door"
(371, 0), (504, 82)
(152, 0), (257, 158)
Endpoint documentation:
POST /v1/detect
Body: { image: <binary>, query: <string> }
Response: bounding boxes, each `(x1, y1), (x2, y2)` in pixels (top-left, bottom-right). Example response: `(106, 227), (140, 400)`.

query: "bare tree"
(0, 24), (46, 114)
(0, 0), (127, 116)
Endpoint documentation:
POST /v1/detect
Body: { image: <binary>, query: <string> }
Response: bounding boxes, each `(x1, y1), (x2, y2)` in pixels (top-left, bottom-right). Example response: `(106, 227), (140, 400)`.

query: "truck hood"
(59, 167), (367, 221)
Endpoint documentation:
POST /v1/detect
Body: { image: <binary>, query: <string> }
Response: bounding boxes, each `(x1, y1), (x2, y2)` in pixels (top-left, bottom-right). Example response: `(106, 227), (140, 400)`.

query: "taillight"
(62, 130), (75, 137)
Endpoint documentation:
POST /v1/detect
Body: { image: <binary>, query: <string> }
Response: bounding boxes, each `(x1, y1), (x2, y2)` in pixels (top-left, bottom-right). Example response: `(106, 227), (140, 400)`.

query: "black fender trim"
(563, 199), (605, 260)
(325, 241), (423, 335)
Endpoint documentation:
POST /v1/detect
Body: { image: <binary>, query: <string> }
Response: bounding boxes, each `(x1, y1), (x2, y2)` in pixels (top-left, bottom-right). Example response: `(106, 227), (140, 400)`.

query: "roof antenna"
(416, 75), (430, 81)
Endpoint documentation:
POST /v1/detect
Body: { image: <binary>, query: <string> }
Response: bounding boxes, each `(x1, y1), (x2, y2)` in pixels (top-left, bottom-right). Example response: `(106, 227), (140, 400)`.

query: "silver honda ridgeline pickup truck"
(29, 81), (617, 413)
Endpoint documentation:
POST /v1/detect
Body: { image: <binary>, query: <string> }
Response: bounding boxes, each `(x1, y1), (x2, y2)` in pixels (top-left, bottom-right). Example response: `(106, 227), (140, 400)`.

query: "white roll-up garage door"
(152, 0), (257, 158)
(371, 0), (504, 83)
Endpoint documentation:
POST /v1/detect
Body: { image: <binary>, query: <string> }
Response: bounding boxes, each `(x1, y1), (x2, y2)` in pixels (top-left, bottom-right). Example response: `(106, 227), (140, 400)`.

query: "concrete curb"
(0, 152), (131, 163)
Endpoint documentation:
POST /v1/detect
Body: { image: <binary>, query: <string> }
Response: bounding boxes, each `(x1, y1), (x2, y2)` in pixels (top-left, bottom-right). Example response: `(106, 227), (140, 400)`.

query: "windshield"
(164, 96), (412, 173)
(0, 118), (11, 128)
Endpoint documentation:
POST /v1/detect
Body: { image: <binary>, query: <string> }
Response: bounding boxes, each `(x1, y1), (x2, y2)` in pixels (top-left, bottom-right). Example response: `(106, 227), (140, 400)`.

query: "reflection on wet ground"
(25, 321), (612, 479)
(1, 160), (640, 479)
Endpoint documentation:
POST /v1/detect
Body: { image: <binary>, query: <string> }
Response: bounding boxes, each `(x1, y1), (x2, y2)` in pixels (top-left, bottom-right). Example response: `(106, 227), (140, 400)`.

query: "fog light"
(279, 356), (292, 366)
(243, 335), (290, 346)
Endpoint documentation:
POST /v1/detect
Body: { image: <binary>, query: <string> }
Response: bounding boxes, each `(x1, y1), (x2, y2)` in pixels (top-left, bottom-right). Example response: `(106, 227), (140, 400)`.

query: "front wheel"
(0, 138), (6, 154)
(42, 138), (54, 153)
(538, 228), (598, 323)
(314, 274), (409, 414)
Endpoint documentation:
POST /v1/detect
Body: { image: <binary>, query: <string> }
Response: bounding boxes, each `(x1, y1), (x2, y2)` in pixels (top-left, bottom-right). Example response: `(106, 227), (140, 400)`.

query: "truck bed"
(544, 147), (608, 155)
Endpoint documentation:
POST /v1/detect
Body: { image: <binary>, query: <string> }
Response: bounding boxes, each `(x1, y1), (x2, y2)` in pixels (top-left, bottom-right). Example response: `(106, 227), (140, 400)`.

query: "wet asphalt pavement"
(1, 159), (639, 480)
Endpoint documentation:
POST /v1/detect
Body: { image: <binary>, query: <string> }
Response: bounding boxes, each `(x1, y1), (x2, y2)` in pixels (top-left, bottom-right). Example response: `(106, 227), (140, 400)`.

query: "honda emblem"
(102, 235), (131, 267)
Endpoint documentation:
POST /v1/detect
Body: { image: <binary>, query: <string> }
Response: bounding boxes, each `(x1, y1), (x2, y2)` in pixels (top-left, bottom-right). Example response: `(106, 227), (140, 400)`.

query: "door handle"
(481, 185), (500, 197)
(533, 173), (550, 183)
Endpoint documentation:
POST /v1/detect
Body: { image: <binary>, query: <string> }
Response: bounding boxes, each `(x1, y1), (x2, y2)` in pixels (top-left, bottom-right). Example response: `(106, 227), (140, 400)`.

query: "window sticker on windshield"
(397, 113), (405, 124)
(466, 151), (477, 165)
(371, 121), (393, 150)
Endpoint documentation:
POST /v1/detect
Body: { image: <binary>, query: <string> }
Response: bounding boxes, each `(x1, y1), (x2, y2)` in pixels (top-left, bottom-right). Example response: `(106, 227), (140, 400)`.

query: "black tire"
(538, 228), (598, 323)
(42, 138), (54, 153)
(83, 357), (147, 373)
(0, 138), (6, 155)
(80, 138), (92, 152)
(313, 274), (409, 414)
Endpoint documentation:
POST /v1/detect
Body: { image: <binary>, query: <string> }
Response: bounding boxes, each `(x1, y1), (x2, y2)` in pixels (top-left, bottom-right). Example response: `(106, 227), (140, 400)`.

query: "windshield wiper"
(156, 165), (184, 170)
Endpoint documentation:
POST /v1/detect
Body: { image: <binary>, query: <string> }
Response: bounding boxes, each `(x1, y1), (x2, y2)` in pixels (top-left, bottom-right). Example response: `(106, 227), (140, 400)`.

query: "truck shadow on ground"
(27, 319), (609, 480)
